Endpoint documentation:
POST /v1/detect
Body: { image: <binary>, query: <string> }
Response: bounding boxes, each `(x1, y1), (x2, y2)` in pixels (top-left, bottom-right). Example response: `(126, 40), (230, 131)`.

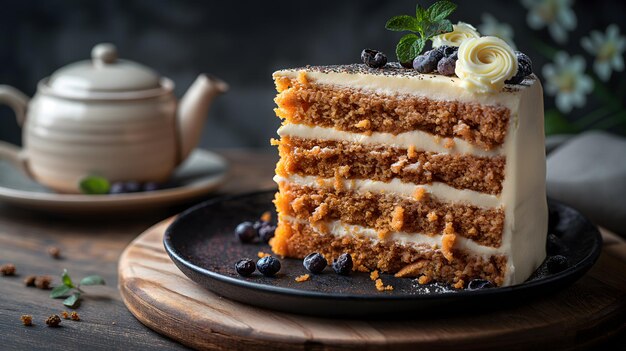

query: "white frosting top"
(455, 36), (518, 93)
(432, 22), (481, 48)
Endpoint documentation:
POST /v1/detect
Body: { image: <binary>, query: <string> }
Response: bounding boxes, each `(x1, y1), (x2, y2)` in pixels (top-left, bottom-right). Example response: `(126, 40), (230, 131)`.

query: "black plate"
(164, 190), (602, 317)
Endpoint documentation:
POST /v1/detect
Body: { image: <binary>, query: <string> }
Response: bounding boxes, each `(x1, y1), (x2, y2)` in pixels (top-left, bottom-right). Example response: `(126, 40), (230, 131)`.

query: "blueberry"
(257, 256), (281, 276)
(413, 50), (443, 73)
(303, 252), (327, 274)
(437, 45), (458, 57)
(546, 233), (562, 255)
(235, 259), (256, 276)
(400, 61), (414, 68)
(124, 181), (141, 193)
(467, 279), (495, 290)
(361, 49), (387, 69)
(109, 182), (126, 194)
(258, 224), (276, 243)
(143, 182), (161, 192)
(437, 56), (457, 76)
(332, 253), (353, 275)
(506, 51), (533, 84)
(234, 221), (257, 243)
(546, 255), (569, 274)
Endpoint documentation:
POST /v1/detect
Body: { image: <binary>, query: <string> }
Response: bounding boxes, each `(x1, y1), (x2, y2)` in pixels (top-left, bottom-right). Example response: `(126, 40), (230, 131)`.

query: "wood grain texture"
(119, 219), (626, 351)
(0, 150), (276, 351)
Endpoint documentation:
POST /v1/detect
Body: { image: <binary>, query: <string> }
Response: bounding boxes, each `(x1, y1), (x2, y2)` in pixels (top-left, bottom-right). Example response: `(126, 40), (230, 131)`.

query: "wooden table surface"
(0, 149), (624, 350)
(0, 149), (276, 351)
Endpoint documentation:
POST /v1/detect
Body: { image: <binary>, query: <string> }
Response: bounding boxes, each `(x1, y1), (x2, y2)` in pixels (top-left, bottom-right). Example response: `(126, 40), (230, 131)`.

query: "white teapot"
(0, 43), (228, 193)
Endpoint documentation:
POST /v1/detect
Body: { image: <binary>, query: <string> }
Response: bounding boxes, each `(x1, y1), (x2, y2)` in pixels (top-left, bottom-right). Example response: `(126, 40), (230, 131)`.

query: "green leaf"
(62, 269), (74, 288)
(415, 4), (428, 23)
(396, 34), (421, 63)
(80, 275), (106, 286)
(385, 15), (418, 32)
(425, 20), (453, 38)
(79, 175), (110, 195)
(50, 284), (73, 299)
(63, 292), (81, 308)
(427, 1), (457, 22)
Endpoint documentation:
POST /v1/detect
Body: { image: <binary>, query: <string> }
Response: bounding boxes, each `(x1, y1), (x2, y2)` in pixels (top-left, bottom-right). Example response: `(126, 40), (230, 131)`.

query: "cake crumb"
(427, 211), (439, 222)
(0, 263), (16, 276)
(257, 251), (270, 258)
(395, 261), (426, 278)
(407, 144), (418, 158)
(297, 71), (309, 85)
(70, 311), (80, 321)
(443, 138), (455, 149)
(61, 311), (70, 319)
(295, 274), (310, 283)
(375, 278), (394, 291)
(48, 246), (61, 259)
(377, 229), (391, 240)
(418, 275), (432, 285)
(24, 275), (37, 287)
(454, 279), (465, 289)
(441, 223), (457, 262)
(260, 211), (272, 223)
(413, 187), (427, 201)
(270, 138), (280, 146)
(310, 202), (329, 222)
(370, 270), (379, 281)
(391, 206), (405, 231)
(21, 315), (33, 326)
(354, 119), (371, 130)
(45, 315), (61, 327)
(35, 276), (52, 289)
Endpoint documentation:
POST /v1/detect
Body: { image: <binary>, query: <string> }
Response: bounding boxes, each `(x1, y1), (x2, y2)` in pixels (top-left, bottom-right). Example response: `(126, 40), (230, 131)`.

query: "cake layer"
(271, 218), (507, 286)
(274, 75), (511, 150)
(278, 123), (503, 157)
(276, 136), (505, 195)
(275, 182), (505, 247)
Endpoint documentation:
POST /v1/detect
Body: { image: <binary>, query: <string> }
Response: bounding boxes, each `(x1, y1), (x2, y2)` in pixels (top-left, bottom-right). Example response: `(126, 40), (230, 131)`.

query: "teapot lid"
(47, 43), (162, 95)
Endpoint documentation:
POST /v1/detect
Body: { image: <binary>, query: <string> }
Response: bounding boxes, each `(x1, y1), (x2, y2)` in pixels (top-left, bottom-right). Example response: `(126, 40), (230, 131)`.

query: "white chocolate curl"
(455, 36), (518, 93)
(432, 22), (480, 48)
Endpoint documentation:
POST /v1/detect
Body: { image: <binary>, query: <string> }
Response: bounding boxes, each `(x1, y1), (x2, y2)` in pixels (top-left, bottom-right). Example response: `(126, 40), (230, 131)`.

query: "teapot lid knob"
(91, 43), (118, 66)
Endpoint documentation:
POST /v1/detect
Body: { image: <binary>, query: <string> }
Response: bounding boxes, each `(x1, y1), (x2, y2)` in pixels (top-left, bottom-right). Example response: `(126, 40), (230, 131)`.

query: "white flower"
(581, 24), (626, 81)
(542, 52), (593, 113)
(478, 13), (516, 50)
(521, 0), (577, 43)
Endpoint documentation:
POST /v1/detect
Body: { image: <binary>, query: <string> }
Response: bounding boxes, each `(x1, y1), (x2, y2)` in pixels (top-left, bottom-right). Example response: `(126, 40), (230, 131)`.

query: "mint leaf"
(63, 292), (81, 308)
(385, 15), (418, 32)
(396, 34), (419, 63)
(50, 285), (72, 299)
(80, 275), (106, 286)
(386, 1), (457, 62)
(427, 1), (457, 22)
(79, 175), (110, 195)
(62, 269), (74, 288)
(415, 4), (428, 23)
(424, 20), (453, 38)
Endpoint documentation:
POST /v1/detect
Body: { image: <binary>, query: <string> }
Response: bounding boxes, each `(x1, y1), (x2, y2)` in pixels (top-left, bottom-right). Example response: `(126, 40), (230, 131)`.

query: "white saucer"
(0, 149), (227, 214)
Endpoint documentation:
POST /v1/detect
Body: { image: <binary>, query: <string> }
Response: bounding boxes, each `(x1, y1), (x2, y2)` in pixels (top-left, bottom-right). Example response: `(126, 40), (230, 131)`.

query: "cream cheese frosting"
(455, 36), (518, 93)
(432, 22), (481, 48)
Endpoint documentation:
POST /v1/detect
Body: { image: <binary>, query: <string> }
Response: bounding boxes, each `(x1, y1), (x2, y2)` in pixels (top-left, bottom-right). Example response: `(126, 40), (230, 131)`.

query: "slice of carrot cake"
(270, 14), (547, 288)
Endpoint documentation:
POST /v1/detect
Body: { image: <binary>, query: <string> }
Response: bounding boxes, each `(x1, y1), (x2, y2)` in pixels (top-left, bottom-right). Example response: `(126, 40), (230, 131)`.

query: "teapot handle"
(0, 85), (31, 176)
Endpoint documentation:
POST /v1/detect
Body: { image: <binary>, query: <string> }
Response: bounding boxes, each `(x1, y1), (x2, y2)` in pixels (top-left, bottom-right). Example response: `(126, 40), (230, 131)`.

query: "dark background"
(1, 0), (624, 150)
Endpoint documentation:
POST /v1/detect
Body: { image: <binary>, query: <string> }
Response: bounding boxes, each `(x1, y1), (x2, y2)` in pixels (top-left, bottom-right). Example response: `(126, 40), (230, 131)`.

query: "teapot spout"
(177, 74), (228, 163)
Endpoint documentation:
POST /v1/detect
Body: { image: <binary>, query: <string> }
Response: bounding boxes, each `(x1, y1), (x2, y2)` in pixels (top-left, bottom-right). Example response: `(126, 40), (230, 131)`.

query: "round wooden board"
(119, 218), (626, 351)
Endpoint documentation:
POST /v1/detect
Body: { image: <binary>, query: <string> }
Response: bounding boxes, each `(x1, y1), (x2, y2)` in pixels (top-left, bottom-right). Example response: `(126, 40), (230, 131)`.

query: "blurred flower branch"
(480, 1), (626, 135)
